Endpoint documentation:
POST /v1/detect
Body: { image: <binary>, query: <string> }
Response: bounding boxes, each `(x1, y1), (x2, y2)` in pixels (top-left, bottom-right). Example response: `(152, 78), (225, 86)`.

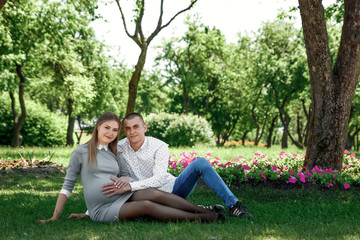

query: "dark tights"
(118, 189), (217, 222)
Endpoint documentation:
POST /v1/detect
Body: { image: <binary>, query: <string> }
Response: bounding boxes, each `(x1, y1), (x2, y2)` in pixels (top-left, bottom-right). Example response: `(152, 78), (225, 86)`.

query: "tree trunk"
(279, 109), (304, 149)
(302, 99), (311, 147)
(300, 0), (360, 170)
(281, 128), (288, 149)
(182, 80), (189, 114)
(241, 131), (249, 145)
(296, 112), (304, 145)
(66, 98), (75, 146)
(74, 116), (83, 144)
(126, 47), (147, 115)
(11, 65), (27, 147)
(266, 115), (278, 148)
(0, 0), (7, 10)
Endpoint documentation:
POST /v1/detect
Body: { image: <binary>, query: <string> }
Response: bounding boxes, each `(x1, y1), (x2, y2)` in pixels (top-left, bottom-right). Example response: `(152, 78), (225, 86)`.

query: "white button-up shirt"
(118, 136), (176, 192)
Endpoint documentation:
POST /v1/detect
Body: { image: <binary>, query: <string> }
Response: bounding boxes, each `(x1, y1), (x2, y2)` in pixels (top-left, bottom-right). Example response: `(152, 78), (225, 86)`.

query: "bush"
(145, 112), (214, 147)
(0, 94), (67, 146)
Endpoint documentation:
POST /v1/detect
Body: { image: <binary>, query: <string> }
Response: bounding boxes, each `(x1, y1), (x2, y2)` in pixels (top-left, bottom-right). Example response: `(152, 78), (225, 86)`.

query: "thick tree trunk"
(302, 99), (311, 147)
(126, 47), (147, 115)
(66, 98), (75, 146)
(300, 0), (360, 170)
(0, 0), (7, 10)
(11, 65), (27, 147)
(266, 115), (278, 148)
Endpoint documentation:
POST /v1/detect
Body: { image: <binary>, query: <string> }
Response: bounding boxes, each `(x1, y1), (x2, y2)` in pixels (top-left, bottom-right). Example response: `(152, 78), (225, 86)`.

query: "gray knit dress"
(62, 144), (133, 222)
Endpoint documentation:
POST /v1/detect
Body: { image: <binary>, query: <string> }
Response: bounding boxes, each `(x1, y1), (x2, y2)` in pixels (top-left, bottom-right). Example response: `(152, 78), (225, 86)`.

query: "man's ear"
(144, 124), (148, 132)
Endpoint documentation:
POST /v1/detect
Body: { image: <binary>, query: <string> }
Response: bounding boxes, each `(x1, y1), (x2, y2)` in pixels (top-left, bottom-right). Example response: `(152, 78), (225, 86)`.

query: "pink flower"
(238, 156), (243, 158)
(293, 154), (298, 158)
(297, 172), (306, 183)
(350, 153), (356, 158)
(243, 165), (250, 170)
(344, 183), (350, 189)
(324, 168), (334, 174)
(254, 153), (260, 156)
(289, 171), (296, 175)
(215, 157), (220, 160)
(327, 184), (333, 188)
(261, 172), (266, 182)
(312, 166), (322, 175)
(280, 151), (285, 155)
(344, 164), (350, 168)
(344, 150), (350, 154)
(287, 176), (297, 184)
(233, 171), (237, 175)
(272, 166), (277, 171)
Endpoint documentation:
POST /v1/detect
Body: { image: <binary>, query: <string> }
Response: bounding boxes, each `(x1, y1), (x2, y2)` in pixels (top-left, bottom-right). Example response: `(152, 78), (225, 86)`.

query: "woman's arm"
(38, 194), (68, 223)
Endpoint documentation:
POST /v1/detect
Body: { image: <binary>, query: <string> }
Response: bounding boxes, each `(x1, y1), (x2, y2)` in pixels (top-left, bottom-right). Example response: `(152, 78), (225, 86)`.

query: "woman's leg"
(118, 200), (217, 222)
(128, 188), (207, 213)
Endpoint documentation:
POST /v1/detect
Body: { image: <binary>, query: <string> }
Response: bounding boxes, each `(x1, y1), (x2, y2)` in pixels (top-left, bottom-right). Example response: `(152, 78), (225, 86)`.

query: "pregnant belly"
(83, 177), (119, 207)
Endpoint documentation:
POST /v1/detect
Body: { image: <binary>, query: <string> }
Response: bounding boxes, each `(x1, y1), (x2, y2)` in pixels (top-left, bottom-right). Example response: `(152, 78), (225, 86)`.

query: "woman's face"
(97, 120), (119, 146)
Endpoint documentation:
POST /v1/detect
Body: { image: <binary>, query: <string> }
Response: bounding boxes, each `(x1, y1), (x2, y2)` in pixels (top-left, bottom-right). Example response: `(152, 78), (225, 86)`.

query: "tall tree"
(115, 0), (197, 115)
(299, 0), (360, 170)
(0, 1), (40, 147)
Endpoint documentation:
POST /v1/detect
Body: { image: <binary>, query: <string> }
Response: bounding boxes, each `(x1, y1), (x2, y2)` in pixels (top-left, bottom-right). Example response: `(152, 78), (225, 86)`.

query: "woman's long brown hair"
(86, 112), (121, 166)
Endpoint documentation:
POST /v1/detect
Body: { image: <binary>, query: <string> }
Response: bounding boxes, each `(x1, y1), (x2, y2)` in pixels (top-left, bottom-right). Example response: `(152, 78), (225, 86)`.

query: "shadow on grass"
(1, 174), (360, 240)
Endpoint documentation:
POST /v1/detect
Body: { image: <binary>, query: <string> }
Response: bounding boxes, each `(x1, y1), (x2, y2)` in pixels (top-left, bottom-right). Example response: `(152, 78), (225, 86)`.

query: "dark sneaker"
(216, 213), (226, 222)
(198, 204), (225, 213)
(229, 201), (252, 218)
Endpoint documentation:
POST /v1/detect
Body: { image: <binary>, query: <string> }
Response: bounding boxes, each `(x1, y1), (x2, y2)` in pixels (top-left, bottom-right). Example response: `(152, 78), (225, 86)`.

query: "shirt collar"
(97, 144), (109, 151)
(126, 137), (147, 152)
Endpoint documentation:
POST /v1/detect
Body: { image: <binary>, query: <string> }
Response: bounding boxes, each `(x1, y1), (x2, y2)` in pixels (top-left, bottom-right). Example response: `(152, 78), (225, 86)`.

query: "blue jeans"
(171, 157), (238, 207)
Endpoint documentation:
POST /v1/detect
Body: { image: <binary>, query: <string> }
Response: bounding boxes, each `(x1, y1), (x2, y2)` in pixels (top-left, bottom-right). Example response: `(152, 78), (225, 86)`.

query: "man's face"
(124, 116), (147, 146)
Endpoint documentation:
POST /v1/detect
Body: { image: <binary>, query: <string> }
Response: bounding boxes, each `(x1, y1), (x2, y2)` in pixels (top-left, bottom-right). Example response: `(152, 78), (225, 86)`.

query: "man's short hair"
(124, 112), (145, 125)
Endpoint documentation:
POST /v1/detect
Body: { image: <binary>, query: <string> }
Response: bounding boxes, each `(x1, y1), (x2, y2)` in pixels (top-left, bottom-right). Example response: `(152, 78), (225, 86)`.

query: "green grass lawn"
(1, 145), (360, 239)
(1, 172), (359, 240)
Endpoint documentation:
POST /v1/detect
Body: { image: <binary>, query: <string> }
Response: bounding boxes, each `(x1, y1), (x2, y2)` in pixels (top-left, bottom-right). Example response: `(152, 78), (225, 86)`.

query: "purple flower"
(327, 184), (333, 188)
(344, 183), (350, 189)
(243, 165), (250, 170)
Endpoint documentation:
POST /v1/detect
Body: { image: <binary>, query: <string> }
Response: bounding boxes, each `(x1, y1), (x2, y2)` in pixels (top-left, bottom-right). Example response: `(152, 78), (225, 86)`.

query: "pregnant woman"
(39, 112), (222, 223)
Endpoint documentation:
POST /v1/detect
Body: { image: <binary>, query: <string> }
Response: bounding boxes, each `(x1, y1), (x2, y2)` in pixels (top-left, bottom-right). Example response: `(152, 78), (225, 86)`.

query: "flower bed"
(168, 150), (360, 190)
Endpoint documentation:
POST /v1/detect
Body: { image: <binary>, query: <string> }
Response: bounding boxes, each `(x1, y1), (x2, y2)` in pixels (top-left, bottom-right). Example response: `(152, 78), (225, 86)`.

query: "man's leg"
(171, 157), (238, 207)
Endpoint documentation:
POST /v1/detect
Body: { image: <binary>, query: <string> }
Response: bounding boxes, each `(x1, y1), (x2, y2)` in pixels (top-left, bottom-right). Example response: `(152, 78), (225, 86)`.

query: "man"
(109, 112), (251, 218)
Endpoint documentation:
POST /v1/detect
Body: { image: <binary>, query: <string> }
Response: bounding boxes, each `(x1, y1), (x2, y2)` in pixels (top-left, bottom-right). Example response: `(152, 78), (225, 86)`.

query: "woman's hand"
(68, 213), (89, 219)
(111, 176), (131, 188)
(101, 182), (131, 197)
(37, 216), (57, 224)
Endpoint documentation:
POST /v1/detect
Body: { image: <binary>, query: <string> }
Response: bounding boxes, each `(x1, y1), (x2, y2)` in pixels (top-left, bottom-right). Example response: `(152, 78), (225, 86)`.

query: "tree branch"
(115, 0), (140, 46)
(147, 0), (197, 44)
